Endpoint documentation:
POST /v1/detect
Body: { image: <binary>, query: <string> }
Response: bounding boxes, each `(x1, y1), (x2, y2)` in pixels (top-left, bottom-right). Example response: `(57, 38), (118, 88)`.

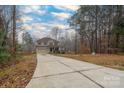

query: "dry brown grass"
(0, 53), (37, 88)
(59, 54), (124, 70)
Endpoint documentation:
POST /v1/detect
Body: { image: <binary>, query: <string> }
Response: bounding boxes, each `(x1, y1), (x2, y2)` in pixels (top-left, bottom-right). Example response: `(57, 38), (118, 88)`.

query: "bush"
(0, 51), (11, 63)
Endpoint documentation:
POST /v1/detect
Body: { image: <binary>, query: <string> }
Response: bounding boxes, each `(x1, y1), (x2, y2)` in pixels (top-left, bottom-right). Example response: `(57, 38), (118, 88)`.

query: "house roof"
(37, 37), (58, 43)
(37, 37), (59, 47)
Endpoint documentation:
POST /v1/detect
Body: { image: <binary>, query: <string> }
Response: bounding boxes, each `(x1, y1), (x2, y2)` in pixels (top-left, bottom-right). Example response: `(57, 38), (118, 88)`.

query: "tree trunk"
(116, 33), (119, 48)
(75, 31), (77, 54)
(95, 5), (98, 53)
(12, 5), (16, 54)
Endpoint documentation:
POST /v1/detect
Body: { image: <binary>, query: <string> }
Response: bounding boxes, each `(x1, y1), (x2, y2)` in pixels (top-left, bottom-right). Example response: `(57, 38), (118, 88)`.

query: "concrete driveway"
(26, 53), (124, 88)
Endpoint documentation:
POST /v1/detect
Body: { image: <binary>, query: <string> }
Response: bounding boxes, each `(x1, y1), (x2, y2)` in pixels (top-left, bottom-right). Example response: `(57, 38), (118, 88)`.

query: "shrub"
(0, 51), (11, 63)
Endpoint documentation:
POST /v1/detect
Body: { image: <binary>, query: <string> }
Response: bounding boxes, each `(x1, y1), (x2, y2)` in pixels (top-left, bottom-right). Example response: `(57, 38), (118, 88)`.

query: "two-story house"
(36, 37), (59, 53)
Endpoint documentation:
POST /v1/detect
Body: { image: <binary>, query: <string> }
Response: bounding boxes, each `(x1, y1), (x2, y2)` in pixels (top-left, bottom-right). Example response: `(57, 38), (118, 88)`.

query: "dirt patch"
(0, 53), (37, 88)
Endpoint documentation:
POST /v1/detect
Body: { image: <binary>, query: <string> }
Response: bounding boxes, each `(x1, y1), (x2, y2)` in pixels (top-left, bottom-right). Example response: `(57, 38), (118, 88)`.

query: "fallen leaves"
(0, 53), (37, 88)
(60, 54), (124, 70)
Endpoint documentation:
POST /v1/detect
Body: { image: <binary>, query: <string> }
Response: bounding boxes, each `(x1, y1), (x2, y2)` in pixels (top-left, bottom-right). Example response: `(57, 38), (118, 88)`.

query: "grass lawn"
(57, 54), (124, 71)
(0, 53), (37, 88)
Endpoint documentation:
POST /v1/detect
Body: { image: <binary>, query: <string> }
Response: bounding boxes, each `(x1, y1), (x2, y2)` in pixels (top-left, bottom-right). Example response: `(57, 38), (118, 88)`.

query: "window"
(38, 42), (41, 45)
(44, 42), (47, 45)
(48, 40), (54, 46)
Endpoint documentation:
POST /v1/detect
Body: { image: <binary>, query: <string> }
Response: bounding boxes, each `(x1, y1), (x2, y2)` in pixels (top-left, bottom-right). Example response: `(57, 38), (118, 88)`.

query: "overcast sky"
(17, 5), (79, 43)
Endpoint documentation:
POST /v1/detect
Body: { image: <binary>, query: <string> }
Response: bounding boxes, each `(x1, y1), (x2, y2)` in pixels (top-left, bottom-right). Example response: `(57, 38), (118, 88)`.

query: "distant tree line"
(69, 5), (124, 54)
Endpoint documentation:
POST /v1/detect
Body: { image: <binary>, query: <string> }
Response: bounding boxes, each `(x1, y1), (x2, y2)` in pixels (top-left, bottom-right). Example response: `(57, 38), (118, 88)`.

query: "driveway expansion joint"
(78, 71), (104, 88)
(33, 71), (79, 79)
(27, 54), (124, 88)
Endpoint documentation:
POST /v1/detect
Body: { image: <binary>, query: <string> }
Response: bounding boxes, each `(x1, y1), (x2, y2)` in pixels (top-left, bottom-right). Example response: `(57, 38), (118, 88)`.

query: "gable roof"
(37, 37), (59, 44)
(37, 37), (59, 47)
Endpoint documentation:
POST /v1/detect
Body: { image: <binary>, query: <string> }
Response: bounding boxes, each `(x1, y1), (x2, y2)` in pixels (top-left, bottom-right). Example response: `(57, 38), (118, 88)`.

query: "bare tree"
(12, 5), (16, 54)
(50, 26), (60, 40)
(69, 5), (124, 54)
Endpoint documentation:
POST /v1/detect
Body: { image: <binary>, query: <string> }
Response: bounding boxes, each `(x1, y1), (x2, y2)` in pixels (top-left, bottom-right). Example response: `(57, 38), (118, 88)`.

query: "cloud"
(51, 23), (68, 29)
(37, 21), (69, 29)
(19, 15), (33, 23)
(21, 24), (32, 30)
(20, 6), (45, 15)
(21, 22), (48, 31)
(54, 5), (79, 11)
(56, 24), (67, 29)
(32, 23), (46, 31)
(36, 10), (46, 15)
(17, 5), (77, 41)
(31, 30), (47, 40)
(17, 22), (48, 43)
(51, 12), (71, 19)
(30, 5), (41, 10)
